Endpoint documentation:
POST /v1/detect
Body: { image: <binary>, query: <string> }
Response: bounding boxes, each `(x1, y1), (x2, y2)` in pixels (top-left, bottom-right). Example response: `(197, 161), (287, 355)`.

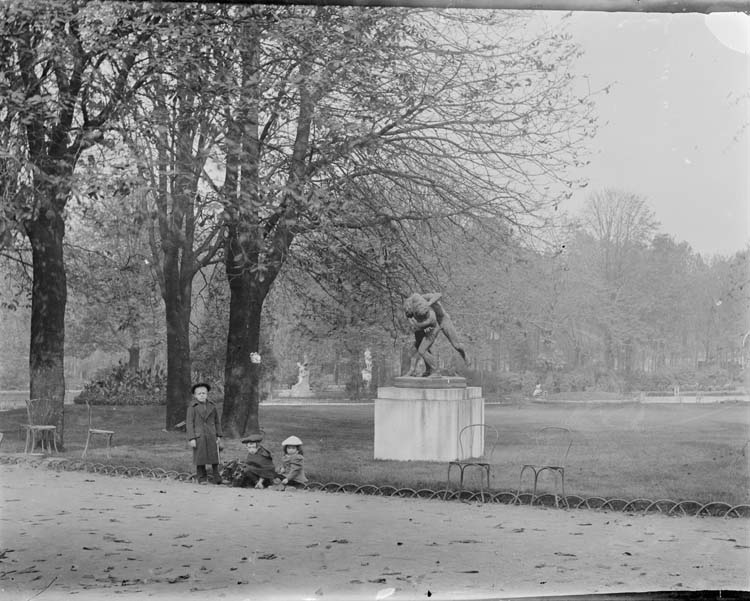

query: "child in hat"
(277, 435), (308, 489)
(222, 432), (279, 489)
(186, 382), (223, 484)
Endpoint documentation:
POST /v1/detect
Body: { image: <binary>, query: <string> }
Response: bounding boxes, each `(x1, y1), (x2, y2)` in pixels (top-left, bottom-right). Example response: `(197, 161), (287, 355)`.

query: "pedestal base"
(374, 384), (484, 462)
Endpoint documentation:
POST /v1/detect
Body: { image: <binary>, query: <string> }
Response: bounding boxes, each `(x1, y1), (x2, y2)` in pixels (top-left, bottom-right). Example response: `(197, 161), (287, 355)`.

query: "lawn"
(1, 401), (748, 505)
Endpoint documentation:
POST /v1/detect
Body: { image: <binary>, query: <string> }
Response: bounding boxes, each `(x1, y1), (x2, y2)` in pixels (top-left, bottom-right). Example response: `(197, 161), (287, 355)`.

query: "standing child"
(277, 435), (308, 489)
(186, 382), (223, 484)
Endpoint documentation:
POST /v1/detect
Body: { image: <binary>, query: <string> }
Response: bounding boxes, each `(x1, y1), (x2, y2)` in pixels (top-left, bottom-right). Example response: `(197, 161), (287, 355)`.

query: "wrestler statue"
(403, 292), (468, 377)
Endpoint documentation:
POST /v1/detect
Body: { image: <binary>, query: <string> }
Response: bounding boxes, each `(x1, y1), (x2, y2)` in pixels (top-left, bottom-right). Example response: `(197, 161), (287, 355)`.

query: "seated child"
(221, 433), (279, 489)
(277, 435), (308, 489)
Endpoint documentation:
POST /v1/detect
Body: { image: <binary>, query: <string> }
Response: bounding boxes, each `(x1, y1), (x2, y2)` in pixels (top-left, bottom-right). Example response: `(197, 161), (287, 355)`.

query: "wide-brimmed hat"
(241, 433), (263, 444)
(281, 435), (302, 447)
(191, 382), (211, 393)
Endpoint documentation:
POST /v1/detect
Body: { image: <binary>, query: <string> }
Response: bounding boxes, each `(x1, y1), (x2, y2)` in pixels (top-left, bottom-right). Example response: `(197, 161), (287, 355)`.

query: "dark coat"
(279, 453), (307, 484)
(220, 446), (278, 487)
(186, 399), (223, 466)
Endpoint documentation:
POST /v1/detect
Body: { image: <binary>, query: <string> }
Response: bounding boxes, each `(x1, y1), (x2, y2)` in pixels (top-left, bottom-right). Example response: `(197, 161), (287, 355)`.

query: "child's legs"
(196, 465), (208, 480)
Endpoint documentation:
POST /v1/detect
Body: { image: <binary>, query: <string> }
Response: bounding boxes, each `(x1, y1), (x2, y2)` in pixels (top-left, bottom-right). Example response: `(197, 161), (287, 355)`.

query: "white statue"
(361, 349), (373, 384)
(290, 358), (312, 397)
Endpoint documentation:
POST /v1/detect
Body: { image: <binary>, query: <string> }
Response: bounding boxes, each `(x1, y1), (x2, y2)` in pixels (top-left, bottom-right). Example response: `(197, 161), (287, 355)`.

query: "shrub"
(73, 362), (166, 406)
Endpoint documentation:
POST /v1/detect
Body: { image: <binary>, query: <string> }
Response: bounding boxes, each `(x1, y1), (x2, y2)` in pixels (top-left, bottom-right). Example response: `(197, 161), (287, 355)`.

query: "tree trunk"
(604, 329), (615, 370)
(222, 268), (264, 438)
(26, 209), (67, 448)
(163, 256), (193, 430)
(128, 345), (140, 371)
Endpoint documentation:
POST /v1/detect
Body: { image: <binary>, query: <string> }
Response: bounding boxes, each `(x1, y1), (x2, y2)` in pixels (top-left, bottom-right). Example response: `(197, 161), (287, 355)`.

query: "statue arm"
(411, 308), (438, 331)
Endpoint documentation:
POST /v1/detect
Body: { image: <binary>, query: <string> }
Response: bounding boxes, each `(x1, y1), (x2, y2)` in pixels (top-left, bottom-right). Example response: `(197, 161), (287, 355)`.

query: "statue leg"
(417, 328), (441, 376)
(405, 331), (424, 376)
(440, 317), (467, 362)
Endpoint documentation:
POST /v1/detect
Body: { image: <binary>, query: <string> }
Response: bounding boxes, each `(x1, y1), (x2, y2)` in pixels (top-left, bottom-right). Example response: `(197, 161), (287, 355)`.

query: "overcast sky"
(537, 10), (749, 258)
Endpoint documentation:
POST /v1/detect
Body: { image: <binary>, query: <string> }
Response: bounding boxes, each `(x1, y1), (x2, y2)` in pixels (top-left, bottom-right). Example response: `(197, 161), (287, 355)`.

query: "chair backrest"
(458, 424), (500, 461)
(26, 398), (56, 426)
(530, 426), (572, 468)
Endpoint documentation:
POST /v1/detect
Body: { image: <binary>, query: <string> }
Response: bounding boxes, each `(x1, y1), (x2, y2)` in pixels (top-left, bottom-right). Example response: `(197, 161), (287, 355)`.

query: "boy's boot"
(196, 465), (208, 484)
(211, 464), (222, 485)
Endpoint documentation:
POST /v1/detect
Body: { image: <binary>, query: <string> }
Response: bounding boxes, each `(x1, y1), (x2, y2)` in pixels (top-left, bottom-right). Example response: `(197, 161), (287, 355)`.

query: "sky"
(536, 10), (749, 258)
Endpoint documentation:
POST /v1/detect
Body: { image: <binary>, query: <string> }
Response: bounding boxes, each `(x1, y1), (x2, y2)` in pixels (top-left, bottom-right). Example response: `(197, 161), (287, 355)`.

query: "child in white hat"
(277, 435), (308, 489)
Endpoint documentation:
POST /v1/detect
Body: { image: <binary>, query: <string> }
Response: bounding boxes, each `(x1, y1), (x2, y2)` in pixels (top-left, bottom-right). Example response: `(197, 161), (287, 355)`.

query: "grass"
(1, 401), (748, 505)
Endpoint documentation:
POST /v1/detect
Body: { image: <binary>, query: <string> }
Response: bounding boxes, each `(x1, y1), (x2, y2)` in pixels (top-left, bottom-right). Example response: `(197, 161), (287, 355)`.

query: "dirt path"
(1, 463), (747, 600)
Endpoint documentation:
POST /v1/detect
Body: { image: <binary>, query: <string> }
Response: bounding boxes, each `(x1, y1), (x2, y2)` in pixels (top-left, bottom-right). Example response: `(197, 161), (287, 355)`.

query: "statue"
(290, 358), (312, 397)
(361, 349), (373, 385)
(296, 361), (309, 386)
(403, 292), (468, 377)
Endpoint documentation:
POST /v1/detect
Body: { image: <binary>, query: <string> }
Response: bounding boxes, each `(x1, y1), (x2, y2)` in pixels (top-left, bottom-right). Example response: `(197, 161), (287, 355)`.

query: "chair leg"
(518, 466), (527, 504)
(24, 428), (31, 454)
(532, 469), (540, 505)
(560, 468), (566, 507)
(445, 463), (455, 500)
(106, 434), (113, 458)
(51, 430), (58, 454)
(82, 432), (91, 458)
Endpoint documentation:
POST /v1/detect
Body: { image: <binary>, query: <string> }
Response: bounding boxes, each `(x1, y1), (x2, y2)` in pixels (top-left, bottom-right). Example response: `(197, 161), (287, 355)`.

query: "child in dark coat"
(186, 382), (223, 484)
(221, 433), (279, 488)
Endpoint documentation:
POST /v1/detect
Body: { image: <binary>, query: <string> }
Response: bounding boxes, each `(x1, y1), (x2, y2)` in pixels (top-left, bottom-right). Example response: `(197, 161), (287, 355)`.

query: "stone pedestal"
(374, 377), (484, 462)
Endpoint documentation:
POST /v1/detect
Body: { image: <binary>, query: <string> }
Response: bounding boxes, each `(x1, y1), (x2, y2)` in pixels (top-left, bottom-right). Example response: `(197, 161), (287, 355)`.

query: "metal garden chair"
(23, 398), (58, 454)
(82, 400), (114, 458)
(519, 426), (572, 507)
(446, 424), (500, 502)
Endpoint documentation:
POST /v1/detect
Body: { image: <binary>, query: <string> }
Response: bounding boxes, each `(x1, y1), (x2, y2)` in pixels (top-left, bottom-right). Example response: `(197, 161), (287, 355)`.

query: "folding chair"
(446, 424), (500, 501)
(23, 398), (58, 454)
(519, 426), (572, 507)
(82, 400), (114, 458)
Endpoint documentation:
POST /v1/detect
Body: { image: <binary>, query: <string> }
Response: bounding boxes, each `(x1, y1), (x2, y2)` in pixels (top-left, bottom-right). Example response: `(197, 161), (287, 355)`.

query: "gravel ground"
(0, 462), (748, 600)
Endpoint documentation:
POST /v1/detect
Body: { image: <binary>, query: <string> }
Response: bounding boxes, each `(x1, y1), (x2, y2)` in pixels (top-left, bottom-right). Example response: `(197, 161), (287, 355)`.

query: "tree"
(209, 6), (595, 435)
(65, 165), (164, 370)
(579, 189), (659, 371)
(117, 5), (227, 428)
(0, 1), (157, 445)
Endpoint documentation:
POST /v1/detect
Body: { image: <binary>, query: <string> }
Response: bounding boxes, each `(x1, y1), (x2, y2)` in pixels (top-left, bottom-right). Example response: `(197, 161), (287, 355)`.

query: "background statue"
(290, 357), (311, 397)
(295, 360), (309, 387)
(403, 292), (468, 377)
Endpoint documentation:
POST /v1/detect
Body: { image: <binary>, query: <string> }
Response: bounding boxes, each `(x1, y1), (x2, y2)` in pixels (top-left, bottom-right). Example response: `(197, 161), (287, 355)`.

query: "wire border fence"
(2, 454), (748, 518)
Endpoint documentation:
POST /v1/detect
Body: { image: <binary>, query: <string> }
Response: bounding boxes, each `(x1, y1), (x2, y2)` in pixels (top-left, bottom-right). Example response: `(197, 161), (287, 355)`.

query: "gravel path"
(1, 463), (748, 600)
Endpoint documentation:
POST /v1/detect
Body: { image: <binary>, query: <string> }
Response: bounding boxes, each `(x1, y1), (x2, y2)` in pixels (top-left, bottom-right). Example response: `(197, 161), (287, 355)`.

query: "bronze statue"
(403, 292), (468, 377)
